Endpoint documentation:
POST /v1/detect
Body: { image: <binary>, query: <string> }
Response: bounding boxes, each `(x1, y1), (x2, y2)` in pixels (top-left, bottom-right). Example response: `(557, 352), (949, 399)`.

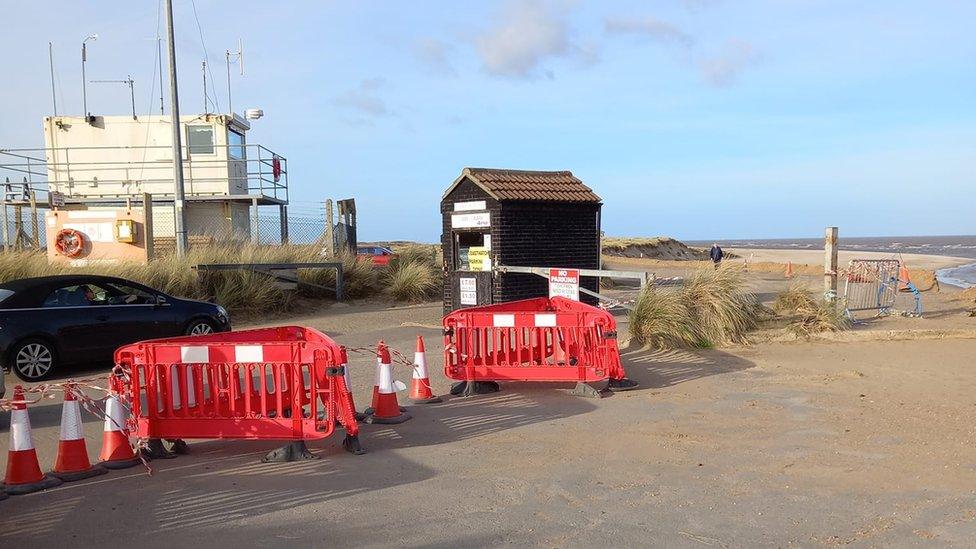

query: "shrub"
(629, 265), (761, 349)
(773, 284), (814, 315)
(787, 298), (851, 337)
(383, 259), (438, 302)
(772, 286), (850, 336)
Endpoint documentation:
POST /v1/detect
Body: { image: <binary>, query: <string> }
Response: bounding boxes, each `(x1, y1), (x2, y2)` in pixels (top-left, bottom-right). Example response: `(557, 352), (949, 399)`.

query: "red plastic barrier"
(114, 326), (359, 444)
(443, 297), (626, 383)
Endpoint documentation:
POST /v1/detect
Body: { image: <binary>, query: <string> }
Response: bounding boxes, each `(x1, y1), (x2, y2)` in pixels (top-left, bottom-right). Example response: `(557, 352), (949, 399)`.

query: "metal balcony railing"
(0, 143), (288, 204)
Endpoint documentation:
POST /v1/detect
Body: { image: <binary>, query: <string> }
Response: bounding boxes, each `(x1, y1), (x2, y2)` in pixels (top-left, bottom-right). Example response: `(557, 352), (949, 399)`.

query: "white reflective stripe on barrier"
(60, 401), (84, 441)
(235, 345), (264, 363)
(342, 362), (351, 392)
(493, 314), (515, 327)
(413, 352), (428, 379)
(181, 346), (209, 363)
(10, 409), (34, 451)
(534, 314), (557, 327)
(104, 394), (126, 432)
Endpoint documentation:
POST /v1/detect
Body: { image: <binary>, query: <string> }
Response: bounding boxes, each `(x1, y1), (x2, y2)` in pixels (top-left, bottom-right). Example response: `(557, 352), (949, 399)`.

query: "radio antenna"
(90, 75), (136, 119)
(225, 38), (244, 115)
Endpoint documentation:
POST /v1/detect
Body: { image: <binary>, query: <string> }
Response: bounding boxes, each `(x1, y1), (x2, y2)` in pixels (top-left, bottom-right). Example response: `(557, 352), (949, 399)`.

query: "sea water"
(687, 235), (976, 288)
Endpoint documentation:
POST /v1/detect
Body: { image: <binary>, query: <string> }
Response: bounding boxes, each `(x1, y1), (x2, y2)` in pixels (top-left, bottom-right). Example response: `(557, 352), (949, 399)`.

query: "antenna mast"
(48, 42), (58, 116)
(202, 60), (208, 114)
(225, 38), (243, 115)
(157, 38), (165, 114)
(90, 76), (137, 119)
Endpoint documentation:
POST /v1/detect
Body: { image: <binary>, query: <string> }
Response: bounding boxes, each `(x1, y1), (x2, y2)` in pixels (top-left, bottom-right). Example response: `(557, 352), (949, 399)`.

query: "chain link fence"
(0, 202), (48, 250)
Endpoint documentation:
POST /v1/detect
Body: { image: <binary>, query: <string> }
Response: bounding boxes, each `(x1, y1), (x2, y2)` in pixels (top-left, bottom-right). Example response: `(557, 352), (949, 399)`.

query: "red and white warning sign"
(548, 268), (580, 301)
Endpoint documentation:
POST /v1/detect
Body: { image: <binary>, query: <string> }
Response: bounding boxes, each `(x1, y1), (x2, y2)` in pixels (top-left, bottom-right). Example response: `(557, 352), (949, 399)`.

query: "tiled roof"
(448, 168), (601, 203)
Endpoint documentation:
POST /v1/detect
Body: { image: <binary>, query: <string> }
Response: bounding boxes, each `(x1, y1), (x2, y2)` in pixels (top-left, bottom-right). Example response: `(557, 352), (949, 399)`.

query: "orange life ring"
(55, 228), (85, 257)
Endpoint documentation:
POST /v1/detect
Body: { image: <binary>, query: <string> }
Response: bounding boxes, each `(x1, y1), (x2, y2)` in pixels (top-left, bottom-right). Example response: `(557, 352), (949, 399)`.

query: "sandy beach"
(726, 247), (972, 272)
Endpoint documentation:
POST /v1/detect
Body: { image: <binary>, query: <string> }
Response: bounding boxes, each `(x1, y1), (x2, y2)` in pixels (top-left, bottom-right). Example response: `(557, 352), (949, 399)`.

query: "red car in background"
(357, 246), (396, 266)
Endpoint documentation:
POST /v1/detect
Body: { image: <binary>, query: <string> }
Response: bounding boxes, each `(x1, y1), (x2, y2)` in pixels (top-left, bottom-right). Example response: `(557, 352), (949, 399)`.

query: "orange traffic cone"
(409, 336), (441, 404)
(50, 384), (108, 481)
(98, 387), (141, 470)
(364, 341), (411, 424)
(785, 261), (794, 279)
(3, 386), (63, 495)
(898, 262), (911, 291)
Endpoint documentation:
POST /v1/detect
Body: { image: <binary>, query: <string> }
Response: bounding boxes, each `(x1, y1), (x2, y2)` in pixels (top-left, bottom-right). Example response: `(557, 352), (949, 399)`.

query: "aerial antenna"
(48, 42), (58, 116)
(225, 38), (243, 115)
(90, 75), (136, 119)
(156, 38), (165, 114)
(202, 60), (208, 114)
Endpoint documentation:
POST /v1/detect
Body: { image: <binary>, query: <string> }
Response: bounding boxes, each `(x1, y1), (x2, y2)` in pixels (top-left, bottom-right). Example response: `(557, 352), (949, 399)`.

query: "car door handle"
(96, 315), (110, 322)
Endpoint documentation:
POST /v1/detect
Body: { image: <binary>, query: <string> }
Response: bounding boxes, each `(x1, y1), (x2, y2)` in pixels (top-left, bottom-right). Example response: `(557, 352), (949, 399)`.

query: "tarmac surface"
(1, 301), (975, 547)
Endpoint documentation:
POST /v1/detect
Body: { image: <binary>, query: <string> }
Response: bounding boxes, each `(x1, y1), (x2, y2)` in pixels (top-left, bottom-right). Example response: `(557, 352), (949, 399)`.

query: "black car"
(0, 275), (231, 381)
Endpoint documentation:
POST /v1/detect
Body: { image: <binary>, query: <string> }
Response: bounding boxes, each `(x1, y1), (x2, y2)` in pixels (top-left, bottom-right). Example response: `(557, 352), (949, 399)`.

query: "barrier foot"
(571, 382), (604, 399)
(49, 465), (108, 482)
(409, 395), (443, 405)
(262, 441), (318, 463)
(2, 475), (63, 496)
(342, 435), (366, 455)
(608, 378), (640, 392)
(450, 381), (500, 397)
(141, 439), (178, 460)
(167, 439), (191, 455)
(364, 411), (412, 424)
(99, 456), (142, 470)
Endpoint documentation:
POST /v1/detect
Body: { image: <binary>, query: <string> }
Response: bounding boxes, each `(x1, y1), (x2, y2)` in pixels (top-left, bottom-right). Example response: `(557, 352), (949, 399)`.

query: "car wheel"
(185, 319), (216, 336)
(11, 339), (57, 382)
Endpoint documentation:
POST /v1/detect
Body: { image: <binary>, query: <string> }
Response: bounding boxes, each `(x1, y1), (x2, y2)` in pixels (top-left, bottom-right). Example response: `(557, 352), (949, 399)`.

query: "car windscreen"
(0, 288), (14, 305)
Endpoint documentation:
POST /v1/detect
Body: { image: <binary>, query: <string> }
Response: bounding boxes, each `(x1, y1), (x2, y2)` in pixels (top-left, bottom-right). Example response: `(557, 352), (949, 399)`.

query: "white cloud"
(603, 16), (694, 48)
(700, 40), (759, 87)
(414, 38), (457, 76)
(333, 78), (393, 117)
(475, 1), (587, 78)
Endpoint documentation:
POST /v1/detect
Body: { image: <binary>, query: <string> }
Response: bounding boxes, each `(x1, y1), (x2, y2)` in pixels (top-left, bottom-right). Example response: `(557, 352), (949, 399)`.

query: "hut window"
(455, 232), (488, 271)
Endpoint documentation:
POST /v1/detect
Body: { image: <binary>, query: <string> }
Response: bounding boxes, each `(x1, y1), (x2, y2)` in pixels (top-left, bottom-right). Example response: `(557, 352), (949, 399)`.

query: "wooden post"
(824, 226), (839, 300)
(13, 204), (23, 251)
(324, 199), (335, 256)
(143, 193), (154, 261)
(1, 199), (8, 253)
(29, 192), (39, 249)
(279, 204), (289, 245)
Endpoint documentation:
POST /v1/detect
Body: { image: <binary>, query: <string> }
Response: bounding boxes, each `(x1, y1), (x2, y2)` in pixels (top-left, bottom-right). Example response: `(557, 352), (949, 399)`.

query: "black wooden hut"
(441, 167), (602, 313)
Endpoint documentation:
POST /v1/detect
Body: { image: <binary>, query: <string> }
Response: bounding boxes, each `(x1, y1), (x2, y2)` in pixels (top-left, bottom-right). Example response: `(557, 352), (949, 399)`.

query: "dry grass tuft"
(383, 259), (439, 302)
(773, 284), (815, 314)
(0, 243), (444, 314)
(771, 286), (851, 336)
(630, 265), (761, 349)
(787, 298), (851, 337)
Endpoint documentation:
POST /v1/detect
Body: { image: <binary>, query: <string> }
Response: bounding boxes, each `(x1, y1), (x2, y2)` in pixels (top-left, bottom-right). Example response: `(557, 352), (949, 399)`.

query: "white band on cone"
(413, 352), (428, 380)
(104, 394), (127, 432)
(59, 400), (84, 441)
(10, 409), (34, 451)
(376, 359), (394, 394)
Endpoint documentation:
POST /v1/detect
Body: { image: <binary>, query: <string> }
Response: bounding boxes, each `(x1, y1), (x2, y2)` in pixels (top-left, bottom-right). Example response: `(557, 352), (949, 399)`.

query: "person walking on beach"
(709, 243), (724, 269)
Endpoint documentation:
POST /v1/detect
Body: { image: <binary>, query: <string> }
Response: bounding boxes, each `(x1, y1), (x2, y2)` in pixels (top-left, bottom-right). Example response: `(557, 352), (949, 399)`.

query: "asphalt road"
(1, 302), (974, 547)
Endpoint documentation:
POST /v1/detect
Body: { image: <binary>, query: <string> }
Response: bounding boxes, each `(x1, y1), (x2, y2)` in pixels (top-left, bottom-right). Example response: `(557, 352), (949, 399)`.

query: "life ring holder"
(55, 228), (85, 257)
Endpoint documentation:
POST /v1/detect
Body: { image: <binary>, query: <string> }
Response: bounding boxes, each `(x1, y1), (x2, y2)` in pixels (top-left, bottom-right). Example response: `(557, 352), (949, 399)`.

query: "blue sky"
(1, 1), (973, 241)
